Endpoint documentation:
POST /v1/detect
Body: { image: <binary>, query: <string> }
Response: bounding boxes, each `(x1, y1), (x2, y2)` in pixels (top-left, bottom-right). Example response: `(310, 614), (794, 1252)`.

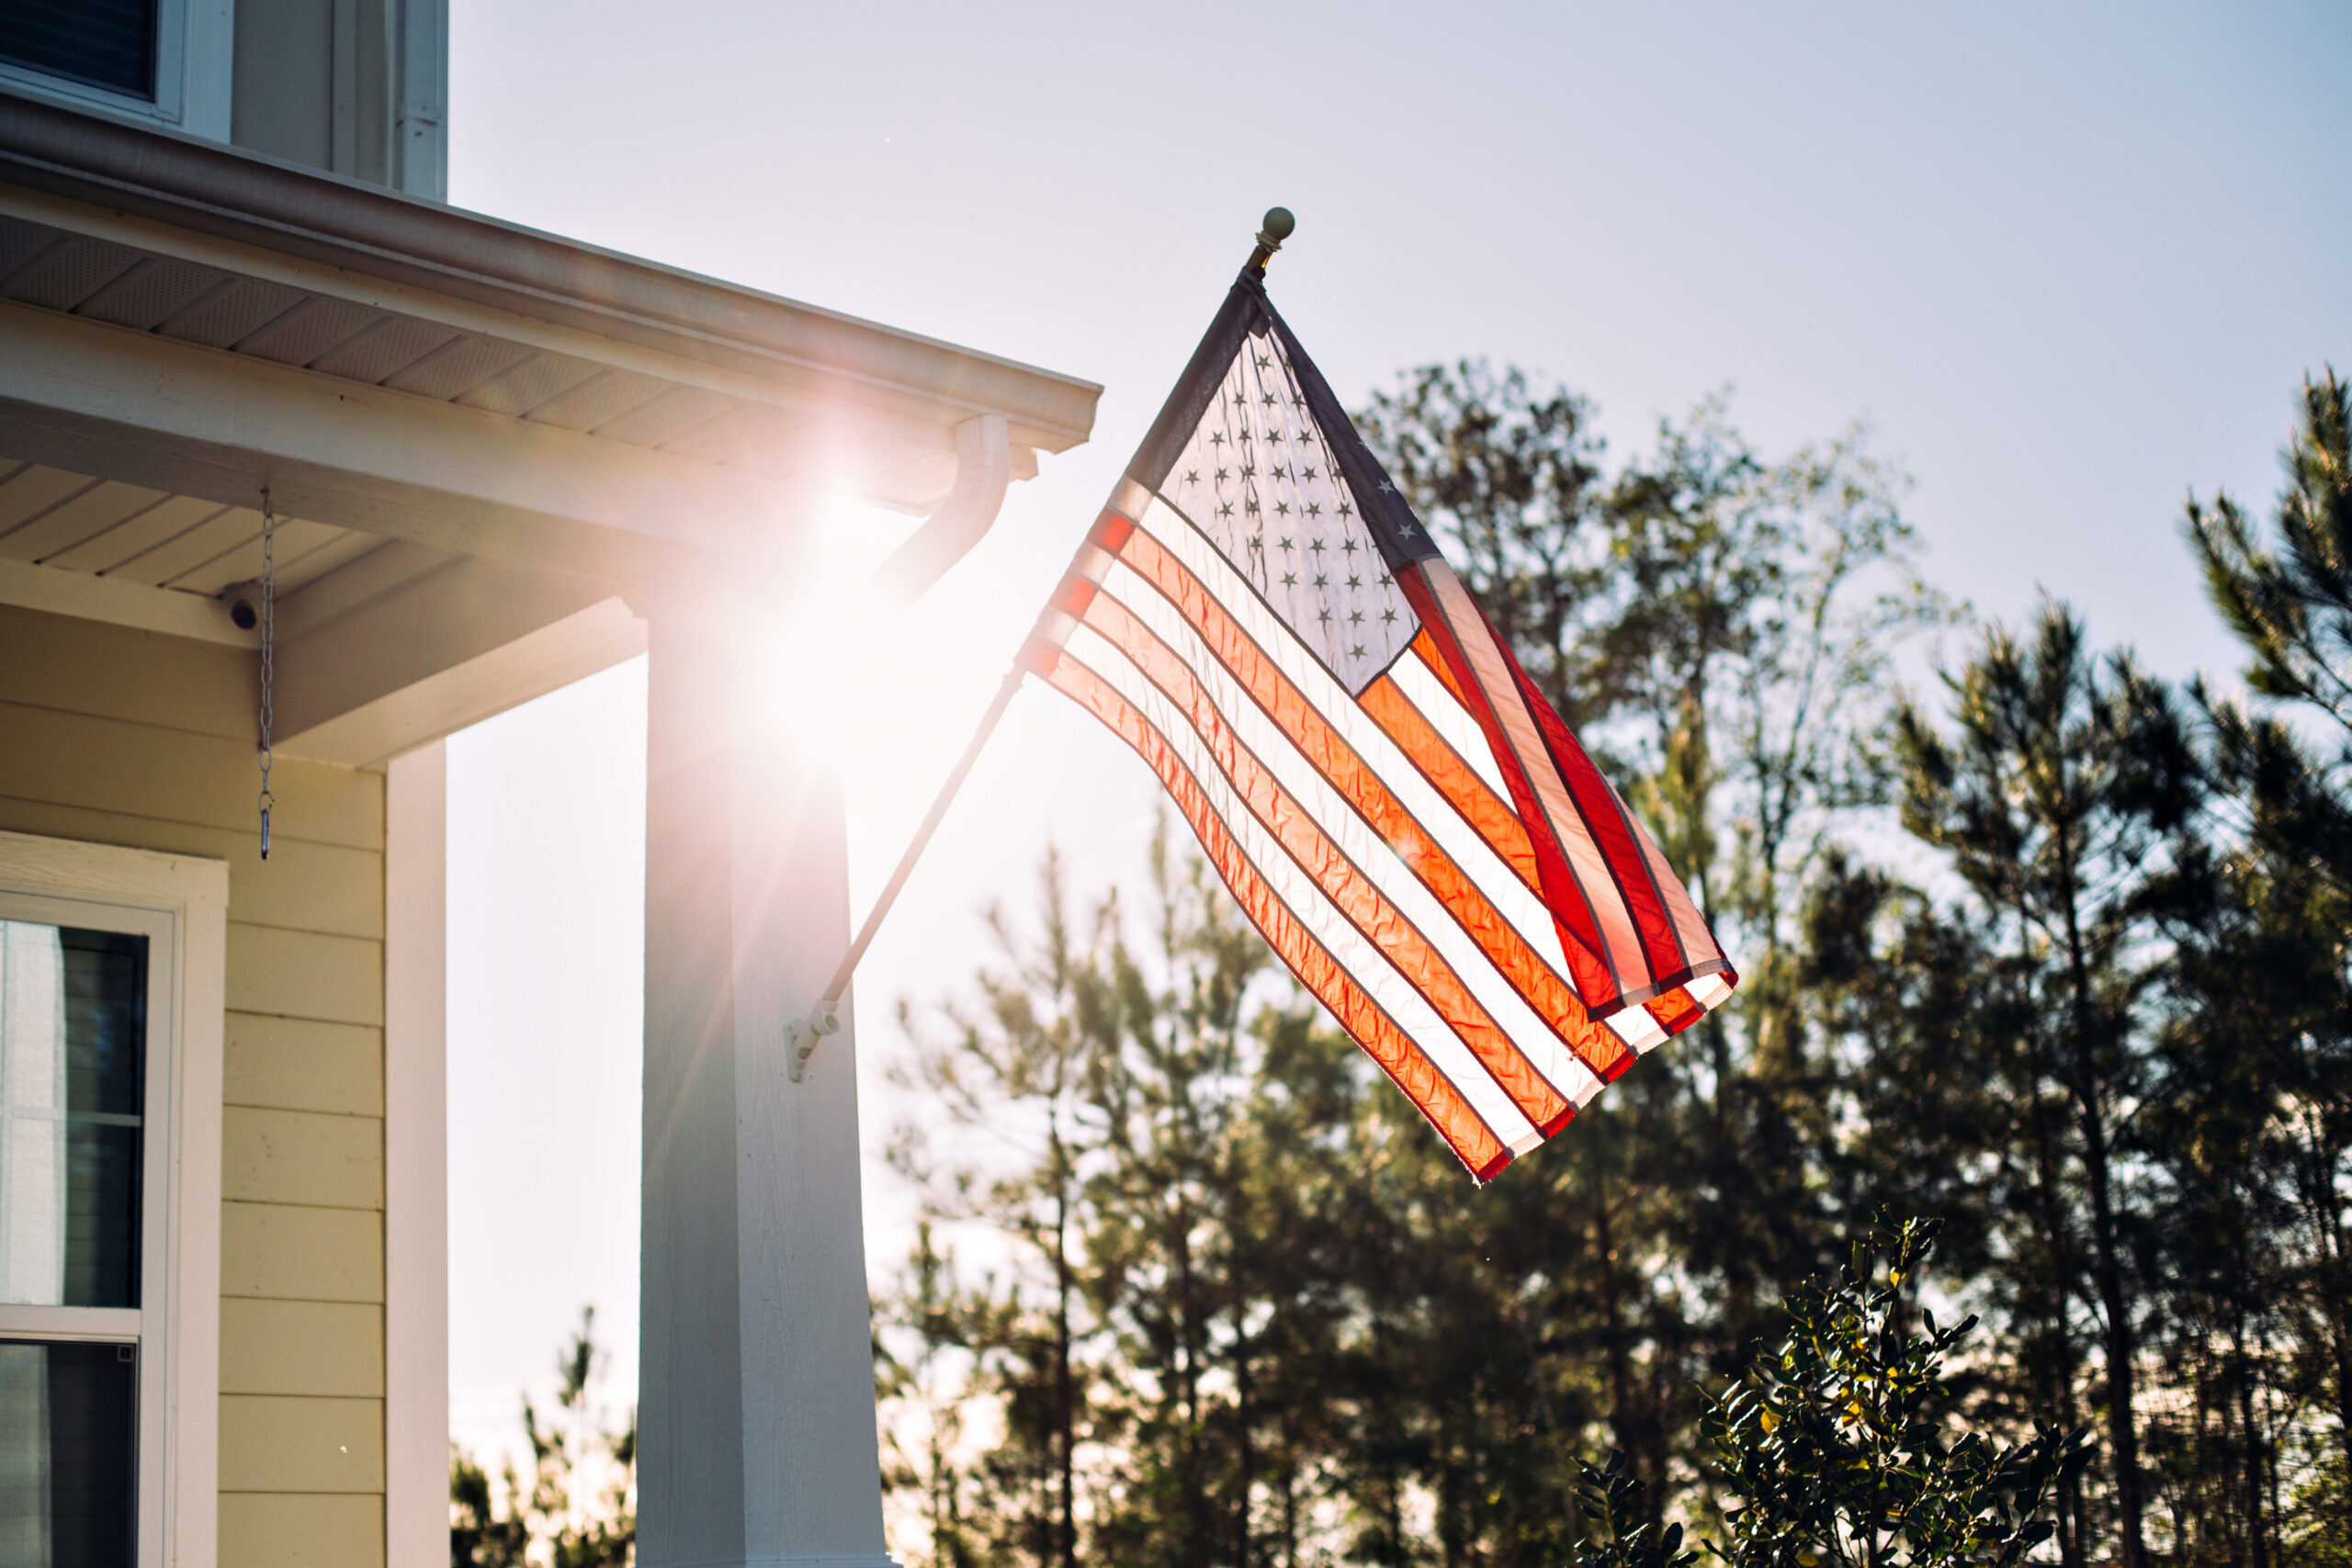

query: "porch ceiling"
(0, 457), (378, 603)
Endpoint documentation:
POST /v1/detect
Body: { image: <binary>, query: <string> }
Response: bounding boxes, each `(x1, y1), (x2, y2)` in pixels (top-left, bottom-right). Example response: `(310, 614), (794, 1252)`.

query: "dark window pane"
(0, 1339), (137, 1568)
(59, 931), (143, 1310)
(0, 0), (157, 101)
(1, 924), (145, 1309)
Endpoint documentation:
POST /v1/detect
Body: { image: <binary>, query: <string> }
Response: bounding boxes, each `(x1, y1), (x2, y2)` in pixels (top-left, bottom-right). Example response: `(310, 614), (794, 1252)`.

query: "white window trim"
(0, 0), (233, 141)
(0, 829), (225, 1568)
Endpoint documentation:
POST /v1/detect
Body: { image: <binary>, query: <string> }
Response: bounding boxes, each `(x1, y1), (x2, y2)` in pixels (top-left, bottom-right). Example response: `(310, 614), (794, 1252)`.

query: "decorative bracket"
(785, 998), (842, 1082)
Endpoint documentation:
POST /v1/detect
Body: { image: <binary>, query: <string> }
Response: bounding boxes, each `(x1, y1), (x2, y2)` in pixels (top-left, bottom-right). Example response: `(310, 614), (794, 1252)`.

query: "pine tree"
(1894, 606), (2198, 1568)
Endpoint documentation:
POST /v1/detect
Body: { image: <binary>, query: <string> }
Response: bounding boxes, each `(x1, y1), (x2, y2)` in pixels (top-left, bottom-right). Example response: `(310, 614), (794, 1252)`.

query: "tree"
(2146, 367), (2352, 1562)
(1894, 604), (2196, 1568)
(2188, 370), (2352, 741)
(450, 1307), (636, 1568)
(876, 361), (2352, 1566)
(1361, 366), (1951, 1506)
(1700, 1216), (2091, 1568)
(883, 850), (1119, 1568)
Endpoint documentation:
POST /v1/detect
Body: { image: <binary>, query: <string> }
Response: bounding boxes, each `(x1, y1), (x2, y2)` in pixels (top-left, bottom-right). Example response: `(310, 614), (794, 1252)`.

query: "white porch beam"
(0, 553), (255, 648)
(273, 547), (621, 752)
(277, 594), (646, 767)
(639, 601), (893, 1568)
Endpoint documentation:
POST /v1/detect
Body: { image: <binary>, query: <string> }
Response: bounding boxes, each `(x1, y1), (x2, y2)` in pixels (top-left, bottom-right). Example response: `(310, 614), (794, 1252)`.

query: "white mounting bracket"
(785, 998), (842, 1083)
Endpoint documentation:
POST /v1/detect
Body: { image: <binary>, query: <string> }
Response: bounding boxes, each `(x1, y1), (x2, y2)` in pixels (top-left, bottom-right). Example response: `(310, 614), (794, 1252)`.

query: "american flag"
(1029, 265), (1736, 1180)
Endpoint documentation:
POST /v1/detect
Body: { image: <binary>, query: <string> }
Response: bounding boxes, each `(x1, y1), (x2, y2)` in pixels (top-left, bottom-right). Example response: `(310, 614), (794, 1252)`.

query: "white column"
(639, 603), (893, 1568)
(385, 742), (451, 1568)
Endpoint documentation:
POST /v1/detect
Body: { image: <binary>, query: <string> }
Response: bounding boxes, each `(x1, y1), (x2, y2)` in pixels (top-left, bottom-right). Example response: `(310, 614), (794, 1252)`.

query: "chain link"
(258, 487), (276, 860)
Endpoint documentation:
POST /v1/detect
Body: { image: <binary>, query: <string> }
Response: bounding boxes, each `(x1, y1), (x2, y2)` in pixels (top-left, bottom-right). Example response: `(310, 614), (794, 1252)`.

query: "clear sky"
(440, 0), (2352, 1472)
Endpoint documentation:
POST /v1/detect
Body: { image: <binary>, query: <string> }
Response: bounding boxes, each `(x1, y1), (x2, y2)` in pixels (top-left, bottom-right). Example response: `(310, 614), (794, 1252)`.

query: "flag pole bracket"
(786, 998), (842, 1082)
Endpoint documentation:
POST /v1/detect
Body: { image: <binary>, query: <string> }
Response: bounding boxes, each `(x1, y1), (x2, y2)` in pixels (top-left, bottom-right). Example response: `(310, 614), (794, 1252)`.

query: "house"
(0, 5), (1101, 1564)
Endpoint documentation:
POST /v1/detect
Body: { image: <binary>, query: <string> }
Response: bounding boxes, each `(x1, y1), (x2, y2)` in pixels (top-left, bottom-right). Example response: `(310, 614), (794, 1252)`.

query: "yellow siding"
(220, 1301), (385, 1396)
(223, 1105), (386, 1209)
(229, 924), (386, 1025)
(219, 1395), (387, 1491)
(220, 1495), (386, 1568)
(0, 797), (383, 937)
(0, 700), (380, 844)
(0, 604), (388, 1566)
(221, 1203), (383, 1303)
(226, 1016), (383, 1117)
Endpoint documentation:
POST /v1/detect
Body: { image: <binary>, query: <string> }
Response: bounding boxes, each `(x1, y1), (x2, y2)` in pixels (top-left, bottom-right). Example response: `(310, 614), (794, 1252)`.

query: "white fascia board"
(0, 297), (807, 579)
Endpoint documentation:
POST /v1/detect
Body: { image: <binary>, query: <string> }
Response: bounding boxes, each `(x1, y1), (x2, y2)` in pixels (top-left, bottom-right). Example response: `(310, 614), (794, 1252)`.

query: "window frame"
(0, 0), (232, 141)
(0, 829), (224, 1568)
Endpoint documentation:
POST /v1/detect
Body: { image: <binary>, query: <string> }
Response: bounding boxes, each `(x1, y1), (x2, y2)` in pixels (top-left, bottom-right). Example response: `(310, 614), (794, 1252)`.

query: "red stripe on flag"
(1358, 671), (1544, 897)
(1392, 564), (1634, 1012)
(1408, 570), (1736, 1013)
(1104, 527), (1630, 1080)
(1645, 986), (1700, 1034)
(1408, 627), (1476, 713)
(1091, 510), (1136, 551)
(1078, 590), (1581, 1123)
(1043, 652), (1512, 1180)
(1502, 653), (1695, 980)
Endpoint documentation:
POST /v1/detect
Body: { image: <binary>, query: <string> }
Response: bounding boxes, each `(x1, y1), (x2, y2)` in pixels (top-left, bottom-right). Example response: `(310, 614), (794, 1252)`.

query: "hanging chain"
(257, 487), (276, 861)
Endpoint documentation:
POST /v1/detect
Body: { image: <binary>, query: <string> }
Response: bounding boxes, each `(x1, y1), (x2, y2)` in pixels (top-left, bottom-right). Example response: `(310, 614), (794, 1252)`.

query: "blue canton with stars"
(1160, 330), (1419, 694)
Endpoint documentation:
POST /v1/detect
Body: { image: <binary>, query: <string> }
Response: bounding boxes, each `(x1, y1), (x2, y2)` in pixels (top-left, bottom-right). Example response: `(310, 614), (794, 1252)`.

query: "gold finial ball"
(1260, 207), (1296, 244)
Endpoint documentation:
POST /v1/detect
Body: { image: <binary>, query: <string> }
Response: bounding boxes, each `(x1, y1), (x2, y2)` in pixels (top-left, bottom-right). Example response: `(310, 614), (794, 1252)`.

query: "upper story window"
(0, 0), (158, 104)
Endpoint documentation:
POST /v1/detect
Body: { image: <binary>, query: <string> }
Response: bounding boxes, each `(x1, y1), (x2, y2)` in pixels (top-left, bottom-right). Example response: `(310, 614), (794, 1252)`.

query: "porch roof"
(0, 88), (1101, 764)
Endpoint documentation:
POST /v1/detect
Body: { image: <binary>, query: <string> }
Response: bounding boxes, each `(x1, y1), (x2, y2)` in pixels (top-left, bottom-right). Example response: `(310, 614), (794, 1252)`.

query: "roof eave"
(0, 88), (1102, 453)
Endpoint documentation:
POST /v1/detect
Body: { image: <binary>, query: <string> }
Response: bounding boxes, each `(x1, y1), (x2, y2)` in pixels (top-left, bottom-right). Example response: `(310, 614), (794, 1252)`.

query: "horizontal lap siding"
(220, 1494), (386, 1568)
(0, 604), (388, 1567)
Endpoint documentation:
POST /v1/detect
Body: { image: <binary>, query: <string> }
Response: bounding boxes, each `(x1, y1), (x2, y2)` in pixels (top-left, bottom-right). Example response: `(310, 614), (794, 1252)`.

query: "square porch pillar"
(638, 601), (894, 1568)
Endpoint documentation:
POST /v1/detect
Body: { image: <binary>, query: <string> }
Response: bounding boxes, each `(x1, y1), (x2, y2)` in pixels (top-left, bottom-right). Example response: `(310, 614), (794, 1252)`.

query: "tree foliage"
(1700, 1217), (2090, 1568)
(450, 1308), (636, 1568)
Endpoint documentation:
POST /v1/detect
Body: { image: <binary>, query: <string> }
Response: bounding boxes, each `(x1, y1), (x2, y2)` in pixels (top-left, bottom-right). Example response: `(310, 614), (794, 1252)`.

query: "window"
(1, 919), (151, 1566)
(0, 834), (224, 1568)
(0, 0), (226, 140)
(0, 0), (159, 102)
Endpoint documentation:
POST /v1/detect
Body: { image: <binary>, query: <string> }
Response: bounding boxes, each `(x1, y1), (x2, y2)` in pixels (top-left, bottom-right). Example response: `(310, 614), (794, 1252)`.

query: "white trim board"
(385, 742), (449, 1568)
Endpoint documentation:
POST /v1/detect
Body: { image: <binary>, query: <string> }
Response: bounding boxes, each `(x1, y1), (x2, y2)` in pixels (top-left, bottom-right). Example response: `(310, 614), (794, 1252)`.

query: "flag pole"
(786, 646), (1033, 1079)
(786, 207), (1297, 1081)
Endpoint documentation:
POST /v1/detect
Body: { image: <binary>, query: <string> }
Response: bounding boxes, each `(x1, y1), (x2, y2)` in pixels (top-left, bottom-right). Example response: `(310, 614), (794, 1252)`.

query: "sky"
(439, 0), (2352, 1472)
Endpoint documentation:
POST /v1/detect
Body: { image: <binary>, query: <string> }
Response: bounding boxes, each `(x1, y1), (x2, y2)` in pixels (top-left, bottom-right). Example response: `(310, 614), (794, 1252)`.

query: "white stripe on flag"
(1063, 624), (1546, 1154)
(1128, 501), (1588, 1009)
(1385, 651), (1515, 806)
(1095, 561), (1602, 1110)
